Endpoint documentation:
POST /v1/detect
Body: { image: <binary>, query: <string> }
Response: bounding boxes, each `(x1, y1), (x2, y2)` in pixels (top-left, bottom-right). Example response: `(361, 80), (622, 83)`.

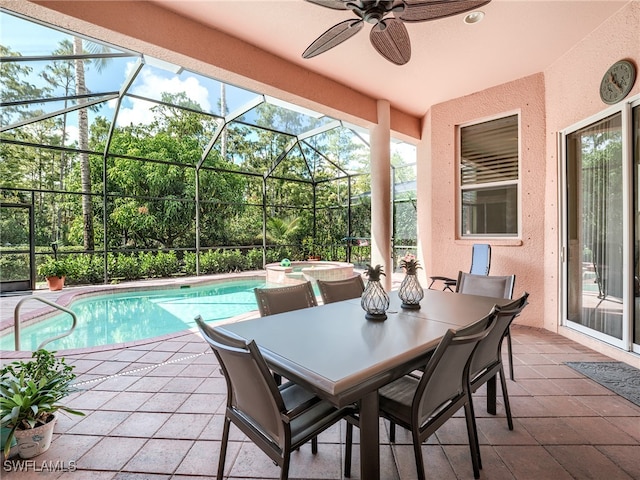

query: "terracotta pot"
(46, 276), (65, 291)
(13, 415), (56, 459)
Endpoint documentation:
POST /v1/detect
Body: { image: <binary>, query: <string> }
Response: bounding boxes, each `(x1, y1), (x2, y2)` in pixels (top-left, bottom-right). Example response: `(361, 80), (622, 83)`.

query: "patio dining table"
(217, 288), (511, 480)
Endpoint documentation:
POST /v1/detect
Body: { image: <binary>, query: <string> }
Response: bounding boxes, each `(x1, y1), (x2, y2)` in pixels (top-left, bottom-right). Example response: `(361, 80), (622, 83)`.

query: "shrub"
(66, 255), (104, 285)
(199, 250), (220, 274)
(138, 251), (180, 278)
(183, 252), (197, 275)
(218, 249), (245, 272)
(245, 248), (264, 270)
(108, 253), (141, 280)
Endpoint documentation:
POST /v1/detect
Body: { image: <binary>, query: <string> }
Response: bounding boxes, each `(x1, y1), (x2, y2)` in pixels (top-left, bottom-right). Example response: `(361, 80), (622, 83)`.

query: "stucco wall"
(418, 74), (547, 328)
(543, 1), (640, 334)
(419, 1), (640, 337)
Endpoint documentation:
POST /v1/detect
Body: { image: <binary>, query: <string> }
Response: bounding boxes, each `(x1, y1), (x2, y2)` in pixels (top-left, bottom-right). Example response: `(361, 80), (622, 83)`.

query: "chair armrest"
(429, 275), (456, 282)
(279, 382), (322, 421)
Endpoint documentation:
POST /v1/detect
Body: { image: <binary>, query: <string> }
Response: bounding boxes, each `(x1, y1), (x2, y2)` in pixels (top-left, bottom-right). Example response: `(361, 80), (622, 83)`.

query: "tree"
(73, 36), (95, 251)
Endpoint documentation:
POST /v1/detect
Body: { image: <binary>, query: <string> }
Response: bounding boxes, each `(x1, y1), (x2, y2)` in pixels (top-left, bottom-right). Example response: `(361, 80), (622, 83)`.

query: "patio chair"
(429, 243), (491, 292)
(456, 271), (517, 380)
(254, 281), (318, 384)
(254, 281), (317, 317)
(344, 309), (498, 480)
(468, 292), (529, 431)
(195, 316), (354, 480)
(316, 275), (365, 304)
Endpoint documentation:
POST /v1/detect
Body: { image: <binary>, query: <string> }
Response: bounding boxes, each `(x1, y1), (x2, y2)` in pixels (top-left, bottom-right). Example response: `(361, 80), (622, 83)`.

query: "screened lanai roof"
(0, 10), (396, 183)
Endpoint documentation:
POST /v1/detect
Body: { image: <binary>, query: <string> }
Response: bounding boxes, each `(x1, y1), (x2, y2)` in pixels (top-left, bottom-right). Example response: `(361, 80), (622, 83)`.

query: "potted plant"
(1, 349), (84, 459)
(37, 257), (69, 291)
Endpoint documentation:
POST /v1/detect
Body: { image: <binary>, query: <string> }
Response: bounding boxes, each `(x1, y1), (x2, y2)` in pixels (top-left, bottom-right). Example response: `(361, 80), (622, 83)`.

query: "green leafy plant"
(36, 257), (69, 279)
(0, 349), (84, 457)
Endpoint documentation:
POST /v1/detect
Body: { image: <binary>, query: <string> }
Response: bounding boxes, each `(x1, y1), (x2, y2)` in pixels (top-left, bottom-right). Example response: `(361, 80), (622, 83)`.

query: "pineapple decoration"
(361, 264), (390, 320)
(398, 253), (424, 309)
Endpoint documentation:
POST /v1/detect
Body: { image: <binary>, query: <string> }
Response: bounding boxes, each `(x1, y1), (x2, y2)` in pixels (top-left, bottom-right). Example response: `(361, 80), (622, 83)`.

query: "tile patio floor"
(1, 282), (640, 479)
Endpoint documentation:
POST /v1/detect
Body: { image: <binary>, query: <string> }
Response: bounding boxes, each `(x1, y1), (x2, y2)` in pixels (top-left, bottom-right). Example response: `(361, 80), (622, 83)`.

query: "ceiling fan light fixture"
(463, 11), (485, 24)
(303, 0), (491, 63)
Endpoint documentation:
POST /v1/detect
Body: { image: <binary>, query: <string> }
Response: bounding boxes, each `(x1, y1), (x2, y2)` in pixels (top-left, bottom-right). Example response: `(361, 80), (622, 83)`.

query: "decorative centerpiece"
(361, 264), (390, 320)
(398, 253), (424, 309)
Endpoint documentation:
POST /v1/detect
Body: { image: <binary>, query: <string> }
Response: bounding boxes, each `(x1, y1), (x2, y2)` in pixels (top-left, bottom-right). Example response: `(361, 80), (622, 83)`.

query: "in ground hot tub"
(265, 261), (355, 285)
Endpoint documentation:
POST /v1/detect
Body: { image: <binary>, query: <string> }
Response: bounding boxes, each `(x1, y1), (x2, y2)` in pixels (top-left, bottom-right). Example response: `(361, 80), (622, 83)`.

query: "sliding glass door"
(564, 101), (640, 352)
(565, 113), (624, 344)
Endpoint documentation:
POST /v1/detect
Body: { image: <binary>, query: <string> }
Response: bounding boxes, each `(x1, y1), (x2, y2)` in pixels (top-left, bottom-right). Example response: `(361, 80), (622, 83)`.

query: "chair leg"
(280, 453), (290, 480)
(344, 421), (353, 478)
(412, 429), (427, 480)
(217, 416), (231, 480)
(506, 328), (515, 380)
(499, 366), (514, 430)
(389, 420), (396, 443)
(463, 399), (482, 479)
(311, 436), (318, 454)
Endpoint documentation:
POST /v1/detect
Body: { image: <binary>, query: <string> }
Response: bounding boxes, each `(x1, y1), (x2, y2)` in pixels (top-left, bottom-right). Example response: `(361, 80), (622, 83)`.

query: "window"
(460, 114), (519, 236)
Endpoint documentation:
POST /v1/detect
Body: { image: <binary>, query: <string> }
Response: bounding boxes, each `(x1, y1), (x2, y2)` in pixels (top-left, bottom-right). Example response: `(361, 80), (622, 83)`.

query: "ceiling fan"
(303, 0), (491, 65)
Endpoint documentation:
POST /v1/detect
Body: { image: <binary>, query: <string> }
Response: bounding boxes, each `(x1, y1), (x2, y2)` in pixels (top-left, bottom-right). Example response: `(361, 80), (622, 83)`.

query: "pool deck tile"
(2, 276), (640, 479)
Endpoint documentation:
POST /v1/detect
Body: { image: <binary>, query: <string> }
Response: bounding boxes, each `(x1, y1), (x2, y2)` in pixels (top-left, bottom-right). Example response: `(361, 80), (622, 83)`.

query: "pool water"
(2, 279), (265, 351)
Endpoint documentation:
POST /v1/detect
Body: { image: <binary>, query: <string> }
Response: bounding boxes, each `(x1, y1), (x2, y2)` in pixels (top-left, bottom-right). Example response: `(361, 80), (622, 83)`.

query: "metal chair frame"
(429, 243), (491, 292)
(195, 316), (352, 480)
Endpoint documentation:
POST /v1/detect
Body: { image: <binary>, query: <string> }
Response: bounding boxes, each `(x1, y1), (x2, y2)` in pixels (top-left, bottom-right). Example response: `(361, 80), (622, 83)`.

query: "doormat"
(565, 362), (640, 407)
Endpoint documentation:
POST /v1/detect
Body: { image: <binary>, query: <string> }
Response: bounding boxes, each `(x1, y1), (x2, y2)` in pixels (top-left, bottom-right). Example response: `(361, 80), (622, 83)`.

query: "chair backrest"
(469, 243), (491, 275)
(413, 308), (497, 424)
(194, 315), (287, 449)
(469, 292), (529, 378)
(456, 272), (516, 299)
(316, 275), (365, 304)
(254, 281), (318, 317)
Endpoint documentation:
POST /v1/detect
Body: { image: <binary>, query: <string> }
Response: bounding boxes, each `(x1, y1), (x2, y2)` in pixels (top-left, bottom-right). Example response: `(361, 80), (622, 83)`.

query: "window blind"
(461, 114), (518, 186)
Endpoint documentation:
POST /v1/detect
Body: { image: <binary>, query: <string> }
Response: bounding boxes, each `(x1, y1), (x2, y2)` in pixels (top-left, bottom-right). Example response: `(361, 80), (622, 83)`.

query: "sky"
(1, 9), (416, 164)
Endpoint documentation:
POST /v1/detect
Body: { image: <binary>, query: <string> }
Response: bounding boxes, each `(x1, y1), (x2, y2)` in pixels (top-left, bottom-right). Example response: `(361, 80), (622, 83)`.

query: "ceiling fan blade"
(302, 19), (364, 59)
(369, 18), (411, 65)
(397, 0), (491, 23)
(304, 0), (350, 10)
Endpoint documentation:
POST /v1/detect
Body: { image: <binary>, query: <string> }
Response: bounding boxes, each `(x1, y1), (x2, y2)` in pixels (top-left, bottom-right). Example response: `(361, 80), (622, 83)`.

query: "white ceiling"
(150, 0), (629, 118)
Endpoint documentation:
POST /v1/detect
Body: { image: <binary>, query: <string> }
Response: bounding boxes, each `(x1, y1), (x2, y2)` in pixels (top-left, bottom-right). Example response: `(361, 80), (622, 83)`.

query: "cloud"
(115, 63), (211, 127)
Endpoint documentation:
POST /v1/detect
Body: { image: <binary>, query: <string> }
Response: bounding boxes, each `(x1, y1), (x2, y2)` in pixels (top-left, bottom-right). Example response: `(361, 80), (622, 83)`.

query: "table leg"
(359, 390), (380, 480)
(487, 374), (497, 415)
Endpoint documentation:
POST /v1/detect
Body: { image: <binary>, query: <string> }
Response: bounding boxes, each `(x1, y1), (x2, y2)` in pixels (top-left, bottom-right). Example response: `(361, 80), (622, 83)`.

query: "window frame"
(457, 111), (522, 239)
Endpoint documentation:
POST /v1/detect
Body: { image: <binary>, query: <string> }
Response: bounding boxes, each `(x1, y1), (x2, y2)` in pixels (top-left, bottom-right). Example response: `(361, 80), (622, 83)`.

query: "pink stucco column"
(370, 100), (392, 290)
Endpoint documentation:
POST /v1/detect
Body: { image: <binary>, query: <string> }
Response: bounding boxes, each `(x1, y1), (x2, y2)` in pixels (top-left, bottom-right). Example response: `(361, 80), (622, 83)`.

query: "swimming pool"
(1, 279), (266, 351)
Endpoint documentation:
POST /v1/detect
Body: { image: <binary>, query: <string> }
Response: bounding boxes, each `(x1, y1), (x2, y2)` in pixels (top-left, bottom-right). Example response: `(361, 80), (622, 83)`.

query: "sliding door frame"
(560, 96), (639, 352)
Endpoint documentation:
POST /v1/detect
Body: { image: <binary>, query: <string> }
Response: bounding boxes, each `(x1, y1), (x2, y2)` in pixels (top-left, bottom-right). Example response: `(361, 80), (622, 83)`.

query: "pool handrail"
(13, 296), (78, 351)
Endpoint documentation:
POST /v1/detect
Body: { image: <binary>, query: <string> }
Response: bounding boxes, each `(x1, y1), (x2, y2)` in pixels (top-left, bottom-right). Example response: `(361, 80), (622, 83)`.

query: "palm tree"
(265, 216), (301, 245)
(72, 37), (111, 251)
